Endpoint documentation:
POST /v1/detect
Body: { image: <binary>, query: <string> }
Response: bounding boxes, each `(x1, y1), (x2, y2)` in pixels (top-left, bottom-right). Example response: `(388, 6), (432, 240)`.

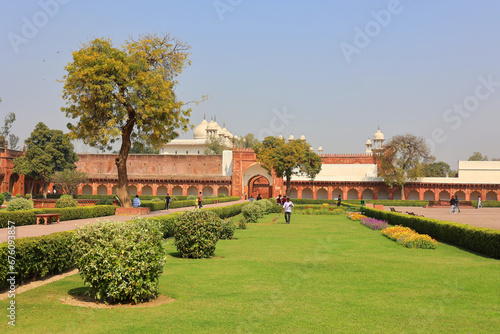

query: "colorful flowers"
(381, 225), (438, 249)
(360, 217), (388, 230)
(346, 212), (366, 221)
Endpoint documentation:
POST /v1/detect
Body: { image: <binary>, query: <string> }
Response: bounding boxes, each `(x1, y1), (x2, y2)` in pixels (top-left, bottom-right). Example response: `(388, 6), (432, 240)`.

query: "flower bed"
(381, 225), (438, 249)
(360, 217), (388, 230)
(346, 212), (366, 221)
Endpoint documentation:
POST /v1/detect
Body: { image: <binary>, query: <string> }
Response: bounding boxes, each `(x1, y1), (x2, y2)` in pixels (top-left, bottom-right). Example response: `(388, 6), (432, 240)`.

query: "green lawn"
(2, 214), (499, 333)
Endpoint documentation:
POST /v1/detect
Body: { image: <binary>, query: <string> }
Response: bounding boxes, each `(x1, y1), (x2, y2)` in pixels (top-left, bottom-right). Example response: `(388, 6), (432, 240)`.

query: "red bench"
(35, 213), (62, 225)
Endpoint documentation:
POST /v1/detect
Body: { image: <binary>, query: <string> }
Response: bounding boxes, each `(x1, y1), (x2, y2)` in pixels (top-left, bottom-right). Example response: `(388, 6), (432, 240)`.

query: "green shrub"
(74, 219), (165, 303)
(241, 203), (264, 223)
(2, 191), (12, 202)
(187, 195), (197, 200)
(25, 194), (31, 200)
(0, 194), (4, 206)
(96, 198), (114, 205)
(362, 207), (500, 259)
(216, 219), (236, 239)
(55, 195), (78, 208)
(238, 220), (247, 229)
(218, 193), (227, 197)
(15, 194), (22, 198)
(151, 197), (161, 202)
(6, 198), (34, 211)
(174, 210), (220, 258)
(0, 231), (75, 289)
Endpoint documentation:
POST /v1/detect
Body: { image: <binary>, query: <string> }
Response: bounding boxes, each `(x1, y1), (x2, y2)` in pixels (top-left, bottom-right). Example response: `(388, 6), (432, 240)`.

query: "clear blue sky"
(1, 0), (499, 167)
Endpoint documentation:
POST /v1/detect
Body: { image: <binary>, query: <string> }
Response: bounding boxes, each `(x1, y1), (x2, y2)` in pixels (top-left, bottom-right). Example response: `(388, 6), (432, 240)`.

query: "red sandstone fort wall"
(76, 154), (224, 176)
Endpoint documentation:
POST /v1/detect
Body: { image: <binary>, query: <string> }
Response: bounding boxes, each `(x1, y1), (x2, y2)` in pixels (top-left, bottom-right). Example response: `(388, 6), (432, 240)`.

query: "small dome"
(278, 134), (283, 140)
(318, 146), (323, 152)
(365, 139), (372, 145)
(300, 134), (306, 140)
(193, 118), (208, 139)
(207, 120), (218, 131)
(288, 134), (295, 141)
(309, 146), (314, 151)
(373, 128), (384, 140)
(214, 121), (222, 133)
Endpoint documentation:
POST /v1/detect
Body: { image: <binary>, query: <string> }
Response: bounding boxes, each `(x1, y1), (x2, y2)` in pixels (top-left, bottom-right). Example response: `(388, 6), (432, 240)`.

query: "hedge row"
(0, 202), (246, 289)
(291, 198), (430, 207)
(362, 207), (500, 259)
(0, 231), (75, 289)
(0, 206), (116, 228)
(147, 196), (241, 211)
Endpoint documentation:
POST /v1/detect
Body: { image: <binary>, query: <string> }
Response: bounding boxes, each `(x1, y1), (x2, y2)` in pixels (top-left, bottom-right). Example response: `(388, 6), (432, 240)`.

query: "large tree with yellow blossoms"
(61, 33), (193, 207)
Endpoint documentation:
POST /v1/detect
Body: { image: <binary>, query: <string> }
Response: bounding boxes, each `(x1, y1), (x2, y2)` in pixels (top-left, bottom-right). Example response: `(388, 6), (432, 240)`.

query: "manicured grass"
(1, 214), (499, 333)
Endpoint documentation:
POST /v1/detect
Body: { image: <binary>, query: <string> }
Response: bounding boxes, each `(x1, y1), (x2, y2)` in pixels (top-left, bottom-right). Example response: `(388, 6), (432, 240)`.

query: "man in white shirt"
(133, 195), (141, 208)
(283, 197), (294, 224)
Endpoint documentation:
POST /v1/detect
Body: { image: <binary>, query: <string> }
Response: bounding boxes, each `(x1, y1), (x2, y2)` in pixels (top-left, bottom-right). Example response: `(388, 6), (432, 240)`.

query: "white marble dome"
(288, 134), (295, 140)
(193, 118), (208, 139)
(365, 139), (372, 145)
(373, 129), (384, 140)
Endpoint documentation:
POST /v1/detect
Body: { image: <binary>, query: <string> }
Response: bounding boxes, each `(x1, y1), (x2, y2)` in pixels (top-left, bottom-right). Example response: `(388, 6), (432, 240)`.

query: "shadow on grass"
(68, 286), (90, 296)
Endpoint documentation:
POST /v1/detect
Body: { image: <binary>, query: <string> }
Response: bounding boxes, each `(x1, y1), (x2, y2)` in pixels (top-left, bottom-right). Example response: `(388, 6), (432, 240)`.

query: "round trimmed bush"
(25, 194), (31, 200)
(174, 210), (220, 258)
(187, 195), (196, 200)
(0, 194), (4, 206)
(241, 203), (264, 223)
(218, 193), (227, 198)
(74, 219), (165, 303)
(6, 197), (34, 211)
(216, 219), (236, 239)
(55, 195), (78, 208)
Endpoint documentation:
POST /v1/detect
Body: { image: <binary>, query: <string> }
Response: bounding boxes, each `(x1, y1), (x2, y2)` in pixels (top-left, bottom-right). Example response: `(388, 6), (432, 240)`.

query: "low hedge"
(362, 207), (500, 259)
(292, 199), (430, 207)
(0, 206), (116, 228)
(0, 231), (75, 289)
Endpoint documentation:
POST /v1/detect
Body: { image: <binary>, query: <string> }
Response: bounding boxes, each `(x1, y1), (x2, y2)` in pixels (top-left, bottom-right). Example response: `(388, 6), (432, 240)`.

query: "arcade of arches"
(1, 147), (498, 202)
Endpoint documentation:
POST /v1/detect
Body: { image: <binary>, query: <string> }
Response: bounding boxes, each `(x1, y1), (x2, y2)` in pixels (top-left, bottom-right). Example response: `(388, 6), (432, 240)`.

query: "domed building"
(159, 116), (236, 155)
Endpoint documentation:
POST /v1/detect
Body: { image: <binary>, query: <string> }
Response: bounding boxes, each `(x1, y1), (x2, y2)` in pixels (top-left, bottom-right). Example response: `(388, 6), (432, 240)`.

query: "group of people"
(450, 195), (483, 213)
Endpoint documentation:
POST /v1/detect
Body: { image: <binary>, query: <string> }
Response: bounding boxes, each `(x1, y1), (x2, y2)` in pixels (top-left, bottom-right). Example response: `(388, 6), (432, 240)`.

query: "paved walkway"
(383, 206), (500, 230)
(0, 200), (247, 243)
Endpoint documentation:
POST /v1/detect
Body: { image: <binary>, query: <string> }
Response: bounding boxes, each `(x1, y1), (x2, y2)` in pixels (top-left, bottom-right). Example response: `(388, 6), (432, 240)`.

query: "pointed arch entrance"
(242, 163), (273, 199)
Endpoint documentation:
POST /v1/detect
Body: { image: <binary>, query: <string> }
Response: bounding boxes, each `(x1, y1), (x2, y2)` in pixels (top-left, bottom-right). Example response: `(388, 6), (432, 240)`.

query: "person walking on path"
(477, 196), (483, 209)
(133, 195), (141, 208)
(455, 195), (460, 213)
(198, 191), (203, 208)
(337, 194), (342, 207)
(283, 197), (294, 224)
(449, 196), (456, 213)
(165, 194), (171, 210)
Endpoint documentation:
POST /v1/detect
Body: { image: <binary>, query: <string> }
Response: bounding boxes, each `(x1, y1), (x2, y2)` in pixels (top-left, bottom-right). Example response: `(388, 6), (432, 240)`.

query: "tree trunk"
(42, 180), (48, 199)
(115, 108), (135, 208)
(285, 176), (291, 197)
(401, 184), (406, 200)
(29, 181), (34, 197)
